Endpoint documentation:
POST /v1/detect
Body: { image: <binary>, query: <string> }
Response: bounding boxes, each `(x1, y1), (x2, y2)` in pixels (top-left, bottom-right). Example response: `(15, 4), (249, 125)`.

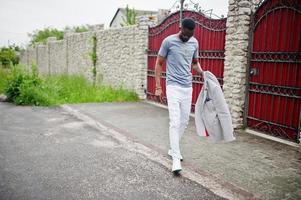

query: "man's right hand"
(155, 87), (163, 103)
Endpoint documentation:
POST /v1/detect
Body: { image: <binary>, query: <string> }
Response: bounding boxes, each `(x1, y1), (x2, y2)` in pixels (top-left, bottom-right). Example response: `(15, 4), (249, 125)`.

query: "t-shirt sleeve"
(158, 38), (169, 58)
(193, 40), (199, 59)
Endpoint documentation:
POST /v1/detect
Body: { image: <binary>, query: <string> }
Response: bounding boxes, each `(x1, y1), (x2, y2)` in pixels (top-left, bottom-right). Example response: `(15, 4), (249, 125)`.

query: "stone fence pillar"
(223, 0), (257, 129)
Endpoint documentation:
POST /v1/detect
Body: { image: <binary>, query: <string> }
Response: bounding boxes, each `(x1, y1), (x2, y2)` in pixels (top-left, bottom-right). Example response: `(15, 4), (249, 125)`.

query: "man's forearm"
(155, 63), (162, 88)
(193, 62), (203, 74)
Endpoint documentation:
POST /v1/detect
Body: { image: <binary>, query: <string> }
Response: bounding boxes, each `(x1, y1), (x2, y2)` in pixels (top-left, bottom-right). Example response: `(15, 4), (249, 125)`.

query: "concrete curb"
(245, 128), (301, 148)
(60, 104), (259, 200)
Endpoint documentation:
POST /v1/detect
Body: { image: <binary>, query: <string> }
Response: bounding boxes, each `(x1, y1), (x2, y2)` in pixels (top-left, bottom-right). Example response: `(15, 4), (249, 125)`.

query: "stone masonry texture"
(19, 2), (257, 124)
(223, 0), (257, 129)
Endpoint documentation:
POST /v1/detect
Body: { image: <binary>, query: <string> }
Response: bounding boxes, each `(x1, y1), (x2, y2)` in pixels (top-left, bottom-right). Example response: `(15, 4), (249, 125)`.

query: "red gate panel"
(147, 10), (226, 112)
(247, 0), (301, 143)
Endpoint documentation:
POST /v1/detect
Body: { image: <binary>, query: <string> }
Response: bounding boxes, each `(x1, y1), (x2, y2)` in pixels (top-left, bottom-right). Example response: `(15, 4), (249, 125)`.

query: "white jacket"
(195, 71), (236, 143)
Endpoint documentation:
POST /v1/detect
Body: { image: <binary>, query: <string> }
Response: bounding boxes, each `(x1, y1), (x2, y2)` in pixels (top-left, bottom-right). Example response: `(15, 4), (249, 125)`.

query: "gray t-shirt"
(158, 34), (199, 88)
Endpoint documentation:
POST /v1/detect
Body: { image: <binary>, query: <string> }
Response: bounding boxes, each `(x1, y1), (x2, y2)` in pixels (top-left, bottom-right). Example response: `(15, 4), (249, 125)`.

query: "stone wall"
(48, 38), (67, 75)
(66, 32), (94, 81)
(96, 27), (137, 94)
(26, 46), (37, 72)
(36, 44), (48, 74)
(95, 15), (150, 99)
(223, 0), (256, 129)
(19, 19), (150, 99)
(19, 50), (28, 68)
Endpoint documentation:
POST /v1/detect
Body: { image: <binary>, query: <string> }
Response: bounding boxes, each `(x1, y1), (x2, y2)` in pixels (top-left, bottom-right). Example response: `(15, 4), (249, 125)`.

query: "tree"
(121, 5), (137, 26)
(28, 28), (64, 45)
(28, 25), (91, 46)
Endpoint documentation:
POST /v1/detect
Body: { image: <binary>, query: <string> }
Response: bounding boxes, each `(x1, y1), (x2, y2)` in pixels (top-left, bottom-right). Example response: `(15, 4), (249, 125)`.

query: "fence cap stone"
(90, 24), (104, 31)
(47, 37), (57, 42)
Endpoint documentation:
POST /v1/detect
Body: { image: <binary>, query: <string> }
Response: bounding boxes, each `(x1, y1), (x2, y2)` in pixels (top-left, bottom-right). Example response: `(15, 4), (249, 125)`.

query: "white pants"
(166, 85), (192, 159)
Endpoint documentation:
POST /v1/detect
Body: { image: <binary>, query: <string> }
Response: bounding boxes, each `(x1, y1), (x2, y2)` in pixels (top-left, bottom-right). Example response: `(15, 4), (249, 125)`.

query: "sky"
(0, 0), (228, 47)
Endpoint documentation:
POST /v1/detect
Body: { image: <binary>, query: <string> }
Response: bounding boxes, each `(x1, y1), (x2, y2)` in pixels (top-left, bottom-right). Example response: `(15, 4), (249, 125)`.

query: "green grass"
(42, 74), (139, 105)
(0, 67), (10, 94)
(0, 66), (139, 106)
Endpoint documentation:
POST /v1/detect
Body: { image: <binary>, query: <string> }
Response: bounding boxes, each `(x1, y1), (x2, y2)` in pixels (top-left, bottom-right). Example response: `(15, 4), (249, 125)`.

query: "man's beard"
(179, 34), (190, 42)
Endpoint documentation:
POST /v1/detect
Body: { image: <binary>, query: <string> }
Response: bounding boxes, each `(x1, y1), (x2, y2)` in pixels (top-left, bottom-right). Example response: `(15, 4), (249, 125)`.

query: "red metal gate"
(147, 10), (226, 111)
(245, 0), (301, 143)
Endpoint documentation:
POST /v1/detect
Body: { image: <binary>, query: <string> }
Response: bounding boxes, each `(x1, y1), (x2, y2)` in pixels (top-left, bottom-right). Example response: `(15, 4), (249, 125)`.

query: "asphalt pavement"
(0, 102), (230, 200)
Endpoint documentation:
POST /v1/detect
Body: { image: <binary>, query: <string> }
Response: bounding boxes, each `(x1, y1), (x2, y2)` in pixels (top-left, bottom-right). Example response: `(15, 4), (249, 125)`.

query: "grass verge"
(0, 66), (139, 106)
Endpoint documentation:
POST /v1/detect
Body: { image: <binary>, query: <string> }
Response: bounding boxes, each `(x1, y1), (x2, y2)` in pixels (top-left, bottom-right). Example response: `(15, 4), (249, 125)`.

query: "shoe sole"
(172, 169), (181, 175)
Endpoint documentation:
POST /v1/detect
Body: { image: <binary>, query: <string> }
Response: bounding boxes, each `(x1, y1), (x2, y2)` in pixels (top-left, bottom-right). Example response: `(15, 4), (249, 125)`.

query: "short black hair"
(182, 18), (196, 30)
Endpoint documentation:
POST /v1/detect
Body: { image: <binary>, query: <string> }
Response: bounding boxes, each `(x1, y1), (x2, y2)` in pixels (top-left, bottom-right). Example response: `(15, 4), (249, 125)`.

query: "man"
(155, 18), (203, 174)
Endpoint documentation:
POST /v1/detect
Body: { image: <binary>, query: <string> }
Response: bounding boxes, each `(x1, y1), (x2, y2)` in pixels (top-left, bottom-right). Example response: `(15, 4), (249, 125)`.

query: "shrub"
(0, 47), (19, 67)
(4, 66), (49, 106)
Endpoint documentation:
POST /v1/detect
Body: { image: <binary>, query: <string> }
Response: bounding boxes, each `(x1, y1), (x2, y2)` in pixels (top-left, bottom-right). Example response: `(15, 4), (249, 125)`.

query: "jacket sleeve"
(195, 88), (206, 137)
(212, 85), (236, 142)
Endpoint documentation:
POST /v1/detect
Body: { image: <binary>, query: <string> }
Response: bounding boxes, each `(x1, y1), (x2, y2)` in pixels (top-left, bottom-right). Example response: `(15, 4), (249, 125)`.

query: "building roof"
(109, 7), (158, 27)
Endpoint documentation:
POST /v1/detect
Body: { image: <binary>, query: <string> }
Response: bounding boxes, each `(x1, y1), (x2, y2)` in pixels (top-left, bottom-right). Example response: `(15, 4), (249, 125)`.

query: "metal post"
(243, 11), (255, 128)
(180, 0), (185, 28)
(297, 111), (301, 144)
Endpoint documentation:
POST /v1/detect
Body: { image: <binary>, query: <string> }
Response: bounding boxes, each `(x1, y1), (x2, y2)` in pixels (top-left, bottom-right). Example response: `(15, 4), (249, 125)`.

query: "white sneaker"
(172, 157), (182, 173)
(168, 149), (183, 161)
